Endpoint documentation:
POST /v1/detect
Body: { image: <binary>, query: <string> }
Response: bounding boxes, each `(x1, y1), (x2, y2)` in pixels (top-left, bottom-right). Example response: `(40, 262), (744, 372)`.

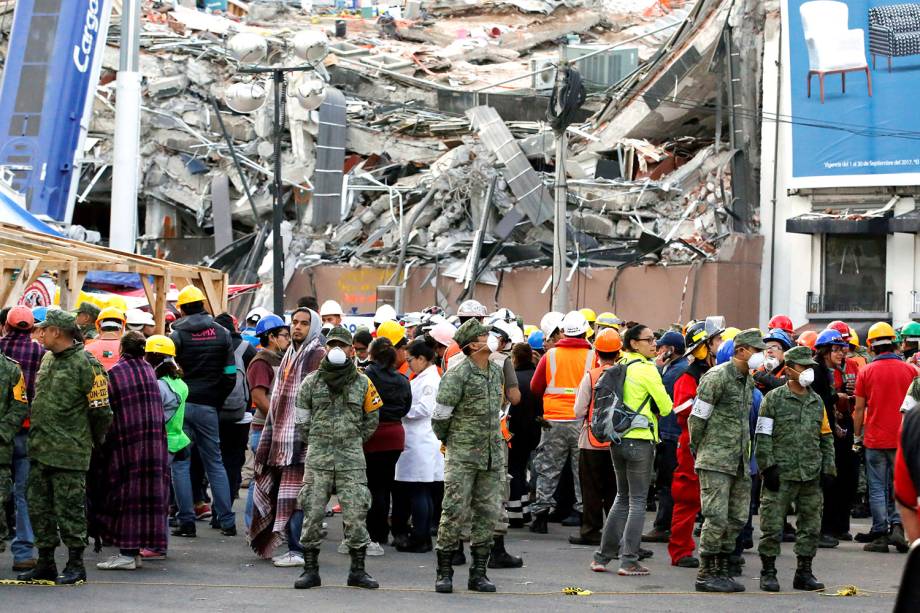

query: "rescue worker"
(529, 310), (595, 532)
(294, 326), (383, 590)
(595, 312), (623, 335)
(319, 300), (344, 327)
(756, 346), (836, 592)
(668, 321), (718, 568)
(579, 308), (597, 339)
(901, 321), (920, 361)
(125, 309), (156, 338)
(0, 345), (28, 560)
(376, 320), (410, 377)
(848, 328), (871, 369)
(768, 315), (795, 337)
(689, 328), (765, 593)
(85, 306), (125, 370)
(432, 319), (505, 594)
(539, 311), (564, 352)
(753, 328), (794, 393)
(74, 303), (100, 341)
(442, 301), (487, 365)
(18, 310), (112, 584)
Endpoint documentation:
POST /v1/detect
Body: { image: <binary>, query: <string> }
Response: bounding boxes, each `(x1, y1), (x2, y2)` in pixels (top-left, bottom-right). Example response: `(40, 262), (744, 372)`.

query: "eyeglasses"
(637, 337), (656, 344)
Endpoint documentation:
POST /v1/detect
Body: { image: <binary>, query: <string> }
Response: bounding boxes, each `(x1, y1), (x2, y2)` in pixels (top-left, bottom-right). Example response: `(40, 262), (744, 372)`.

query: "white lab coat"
(395, 365), (445, 482)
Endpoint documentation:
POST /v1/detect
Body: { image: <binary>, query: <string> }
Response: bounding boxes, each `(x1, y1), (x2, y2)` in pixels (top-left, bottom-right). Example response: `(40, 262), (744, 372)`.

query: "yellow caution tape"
(562, 586), (593, 596)
(824, 585), (860, 597)
(0, 579), (57, 586)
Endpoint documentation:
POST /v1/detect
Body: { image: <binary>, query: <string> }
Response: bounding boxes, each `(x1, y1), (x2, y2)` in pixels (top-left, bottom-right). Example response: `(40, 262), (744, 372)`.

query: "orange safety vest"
(585, 364), (611, 449)
(85, 337), (121, 371)
(543, 346), (594, 420)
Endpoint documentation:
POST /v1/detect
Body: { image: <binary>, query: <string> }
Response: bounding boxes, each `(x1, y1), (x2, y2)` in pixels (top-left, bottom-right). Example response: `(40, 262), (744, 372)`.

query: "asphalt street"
(0, 510), (904, 612)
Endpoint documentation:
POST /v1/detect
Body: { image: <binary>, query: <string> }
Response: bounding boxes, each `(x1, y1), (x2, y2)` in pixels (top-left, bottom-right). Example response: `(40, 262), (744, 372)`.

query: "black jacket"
(510, 366), (541, 452)
(364, 362), (411, 423)
(171, 312), (236, 407)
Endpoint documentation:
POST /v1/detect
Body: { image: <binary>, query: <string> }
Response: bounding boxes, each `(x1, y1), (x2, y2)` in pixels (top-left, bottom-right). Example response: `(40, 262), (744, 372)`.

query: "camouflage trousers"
(299, 468), (370, 551)
(28, 462), (87, 549)
(437, 460), (502, 551)
(531, 420), (582, 515)
(698, 465), (750, 556)
(759, 478), (823, 558)
(0, 466), (9, 553)
(460, 444), (510, 541)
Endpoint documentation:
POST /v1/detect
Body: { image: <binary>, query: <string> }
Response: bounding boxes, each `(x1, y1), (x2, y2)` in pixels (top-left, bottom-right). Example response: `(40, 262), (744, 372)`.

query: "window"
(822, 234), (887, 312)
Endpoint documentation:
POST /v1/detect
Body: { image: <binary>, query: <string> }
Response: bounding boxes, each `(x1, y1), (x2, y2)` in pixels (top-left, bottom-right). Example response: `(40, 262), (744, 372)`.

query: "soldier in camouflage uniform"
(689, 328), (765, 593)
(756, 346), (836, 592)
(432, 319), (505, 594)
(0, 354), (28, 555)
(74, 302), (100, 341)
(18, 310), (112, 585)
(294, 326), (382, 590)
(902, 376), (920, 413)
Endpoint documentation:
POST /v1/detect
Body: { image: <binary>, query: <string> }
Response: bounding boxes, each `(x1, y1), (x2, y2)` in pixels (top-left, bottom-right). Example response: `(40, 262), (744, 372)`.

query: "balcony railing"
(807, 291), (891, 314)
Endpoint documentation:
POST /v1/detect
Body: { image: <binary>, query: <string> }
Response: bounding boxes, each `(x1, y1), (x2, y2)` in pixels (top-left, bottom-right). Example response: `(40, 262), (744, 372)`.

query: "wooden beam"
(2, 260), (43, 308)
(154, 273), (168, 335)
(140, 275), (156, 311)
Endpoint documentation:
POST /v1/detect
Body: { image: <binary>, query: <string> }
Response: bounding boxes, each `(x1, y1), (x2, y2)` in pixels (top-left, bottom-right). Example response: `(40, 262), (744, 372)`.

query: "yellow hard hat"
(376, 320), (406, 346)
(596, 312), (622, 330)
(867, 322), (896, 344)
(848, 326), (860, 347)
(145, 334), (176, 357)
(523, 324), (538, 338)
(722, 326), (742, 341)
(176, 285), (206, 307)
(579, 308), (597, 324)
(96, 306), (126, 323)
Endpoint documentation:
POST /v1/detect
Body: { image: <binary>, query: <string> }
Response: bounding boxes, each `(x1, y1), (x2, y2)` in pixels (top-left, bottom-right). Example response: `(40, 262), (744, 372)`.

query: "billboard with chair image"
(783, 0), (920, 187)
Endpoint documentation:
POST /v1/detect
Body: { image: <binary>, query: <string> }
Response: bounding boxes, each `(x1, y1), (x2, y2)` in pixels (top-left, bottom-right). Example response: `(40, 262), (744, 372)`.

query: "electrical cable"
(547, 65), (587, 134)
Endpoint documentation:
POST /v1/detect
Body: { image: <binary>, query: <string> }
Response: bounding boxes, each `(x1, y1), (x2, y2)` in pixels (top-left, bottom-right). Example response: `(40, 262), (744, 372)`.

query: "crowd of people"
(1, 290), (919, 596)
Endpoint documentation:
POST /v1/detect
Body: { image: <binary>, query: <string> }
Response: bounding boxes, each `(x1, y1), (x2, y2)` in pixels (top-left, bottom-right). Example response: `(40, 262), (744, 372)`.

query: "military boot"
(56, 547), (86, 585)
(726, 553), (745, 577)
(294, 549), (321, 589)
(792, 555), (825, 591)
(695, 554), (733, 593)
(451, 541), (466, 566)
(529, 510), (549, 534)
(435, 549), (454, 594)
(759, 555), (780, 592)
(717, 554), (746, 592)
(488, 535), (523, 569)
(17, 547), (57, 583)
(468, 545), (496, 592)
(347, 547), (379, 589)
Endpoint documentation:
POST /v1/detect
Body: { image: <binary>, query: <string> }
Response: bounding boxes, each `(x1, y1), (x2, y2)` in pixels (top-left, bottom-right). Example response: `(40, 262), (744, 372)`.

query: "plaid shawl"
(0, 329), (44, 401)
(87, 354), (169, 550)
(249, 316), (325, 558)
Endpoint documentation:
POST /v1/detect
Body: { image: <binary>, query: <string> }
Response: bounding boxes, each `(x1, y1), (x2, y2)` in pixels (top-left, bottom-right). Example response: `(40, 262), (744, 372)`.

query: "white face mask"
(763, 356), (780, 372)
(486, 334), (501, 353)
(797, 368), (815, 387)
(746, 351), (765, 370)
(327, 347), (348, 365)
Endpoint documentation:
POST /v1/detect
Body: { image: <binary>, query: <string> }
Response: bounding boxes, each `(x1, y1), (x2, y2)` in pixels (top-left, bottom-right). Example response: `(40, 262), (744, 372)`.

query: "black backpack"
(590, 359), (651, 445)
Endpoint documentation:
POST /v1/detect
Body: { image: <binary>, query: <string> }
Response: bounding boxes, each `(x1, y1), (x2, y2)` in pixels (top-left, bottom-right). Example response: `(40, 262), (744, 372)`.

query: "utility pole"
(110, 0), (142, 253)
(551, 54), (569, 313)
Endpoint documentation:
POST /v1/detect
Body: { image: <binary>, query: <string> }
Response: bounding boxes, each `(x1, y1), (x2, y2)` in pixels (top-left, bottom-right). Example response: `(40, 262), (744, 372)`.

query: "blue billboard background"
(786, 0), (920, 187)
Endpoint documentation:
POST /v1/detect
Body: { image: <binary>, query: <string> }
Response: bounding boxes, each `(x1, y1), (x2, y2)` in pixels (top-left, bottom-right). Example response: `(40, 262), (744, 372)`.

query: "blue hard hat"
(815, 329), (847, 348)
(528, 329), (545, 351)
(31, 306), (48, 323)
(763, 328), (794, 351)
(716, 338), (735, 365)
(656, 330), (686, 353)
(255, 314), (287, 336)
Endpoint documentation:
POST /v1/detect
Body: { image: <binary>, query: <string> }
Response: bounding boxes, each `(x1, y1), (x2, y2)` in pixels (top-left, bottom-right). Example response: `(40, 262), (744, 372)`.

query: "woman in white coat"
(393, 337), (444, 552)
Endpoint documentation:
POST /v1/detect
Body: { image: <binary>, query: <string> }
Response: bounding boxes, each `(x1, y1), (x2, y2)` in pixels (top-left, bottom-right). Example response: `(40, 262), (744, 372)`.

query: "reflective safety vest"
(543, 346), (594, 420)
(586, 364), (611, 449)
(162, 375), (191, 454)
(85, 336), (121, 371)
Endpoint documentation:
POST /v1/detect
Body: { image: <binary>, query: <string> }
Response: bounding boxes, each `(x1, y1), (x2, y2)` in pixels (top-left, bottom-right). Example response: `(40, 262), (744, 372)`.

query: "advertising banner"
(783, 0), (920, 188)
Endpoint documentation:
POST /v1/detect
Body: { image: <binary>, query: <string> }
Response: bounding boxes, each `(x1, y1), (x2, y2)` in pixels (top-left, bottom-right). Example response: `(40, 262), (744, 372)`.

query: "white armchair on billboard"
(800, 0), (873, 104)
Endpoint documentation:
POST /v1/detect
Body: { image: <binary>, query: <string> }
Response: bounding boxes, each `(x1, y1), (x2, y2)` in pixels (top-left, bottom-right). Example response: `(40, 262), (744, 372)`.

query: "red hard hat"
(827, 320), (851, 341)
(6, 306), (34, 331)
(165, 311), (177, 323)
(768, 314), (794, 334)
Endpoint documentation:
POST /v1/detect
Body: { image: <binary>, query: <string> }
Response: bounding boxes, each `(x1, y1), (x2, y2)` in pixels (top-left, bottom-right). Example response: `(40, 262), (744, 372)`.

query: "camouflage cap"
(733, 328), (767, 350)
(325, 325), (353, 346)
(454, 318), (489, 347)
(784, 345), (818, 367)
(35, 309), (78, 332)
(75, 302), (101, 318)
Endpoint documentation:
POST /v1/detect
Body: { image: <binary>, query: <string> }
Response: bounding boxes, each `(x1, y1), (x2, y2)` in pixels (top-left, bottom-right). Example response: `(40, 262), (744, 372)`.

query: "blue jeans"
(170, 449), (196, 526)
(865, 448), (900, 533)
(244, 428), (262, 529)
(11, 431), (34, 562)
(179, 403), (235, 529)
(288, 509), (304, 555)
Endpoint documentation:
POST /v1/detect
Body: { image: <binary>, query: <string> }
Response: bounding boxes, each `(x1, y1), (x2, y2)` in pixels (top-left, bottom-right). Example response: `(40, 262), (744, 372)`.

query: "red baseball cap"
(7, 306), (34, 330)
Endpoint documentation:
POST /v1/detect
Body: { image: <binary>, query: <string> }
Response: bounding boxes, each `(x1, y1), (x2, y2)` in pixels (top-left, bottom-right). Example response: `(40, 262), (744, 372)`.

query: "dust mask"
(746, 351), (765, 370)
(763, 356), (780, 372)
(486, 334), (501, 353)
(327, 347), (347, 365)
(797, 368), (815, 387)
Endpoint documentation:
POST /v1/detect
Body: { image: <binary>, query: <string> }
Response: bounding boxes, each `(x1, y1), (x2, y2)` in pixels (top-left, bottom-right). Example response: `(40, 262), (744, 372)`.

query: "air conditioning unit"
(563, 45), (639, 88)
(530, 57), (557, 91)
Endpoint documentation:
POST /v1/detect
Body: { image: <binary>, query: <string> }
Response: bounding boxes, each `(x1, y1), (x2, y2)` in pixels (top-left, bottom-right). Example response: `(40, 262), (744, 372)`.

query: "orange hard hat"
(797, 330), (818, 350)
(594, 328), (622, 353)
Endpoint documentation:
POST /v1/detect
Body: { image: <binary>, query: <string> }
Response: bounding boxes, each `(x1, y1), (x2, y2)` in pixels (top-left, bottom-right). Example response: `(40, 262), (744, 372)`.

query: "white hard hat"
(492, 319), (524, 345)
(540, 311), (565, 338)
(429, 321), (457, 347)
(561, 311), (589, 337)
(401, 312), (423, 327)
(246, 306), (271, 323)
(374, 304), (398, 325)
(490, 307), (516, 323)
(457, 299), (487, 318)
(125, 308), (155, 327)
(319, 300), (343, 317)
